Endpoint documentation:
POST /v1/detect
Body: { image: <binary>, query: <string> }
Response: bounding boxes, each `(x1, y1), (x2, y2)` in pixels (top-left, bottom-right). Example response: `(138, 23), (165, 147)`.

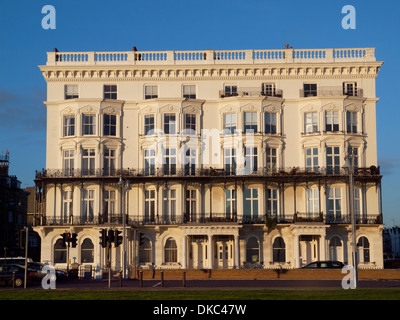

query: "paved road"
(4, 278), (399, 290)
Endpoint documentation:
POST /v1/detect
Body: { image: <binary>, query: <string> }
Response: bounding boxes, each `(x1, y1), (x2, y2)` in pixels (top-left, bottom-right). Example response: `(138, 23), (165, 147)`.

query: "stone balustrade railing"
(46, 48), (376, 66)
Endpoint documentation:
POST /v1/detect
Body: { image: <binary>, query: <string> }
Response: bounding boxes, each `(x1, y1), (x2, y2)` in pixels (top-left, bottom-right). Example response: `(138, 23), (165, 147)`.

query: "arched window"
(54, 239), (67, 264)
(164, 238), (177, 263)
(357, 236), (370, 263)
(246, 237), (259, 263)
(81, 238), (94, 263)
(329, 236), (342, 261)
(139, 237), (152, 263)
(273, 237), (285, 263)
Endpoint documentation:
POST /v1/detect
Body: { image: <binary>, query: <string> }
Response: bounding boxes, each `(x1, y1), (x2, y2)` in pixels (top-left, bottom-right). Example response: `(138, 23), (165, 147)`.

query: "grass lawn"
(0, 289), (400, 300)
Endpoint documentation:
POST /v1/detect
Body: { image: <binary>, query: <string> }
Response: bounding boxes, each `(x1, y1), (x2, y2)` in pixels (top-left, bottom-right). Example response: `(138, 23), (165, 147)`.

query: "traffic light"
(114, 229), (122, 247)
(66, 232), (72, 244)
(100, 229), (108, 248)
(107, 229), (115, 245)
(139, 232), (145, 246)
(71, 233), (78, 248)
(60, 232), (77, 247)
(16, 229), (25, 249)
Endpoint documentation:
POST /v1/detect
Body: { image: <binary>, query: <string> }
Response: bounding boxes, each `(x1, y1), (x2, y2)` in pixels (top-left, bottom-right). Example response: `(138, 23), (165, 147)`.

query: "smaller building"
(383, 226), (400, 261)
(25, 186), (41, 261)
(0, 151), (29, 257)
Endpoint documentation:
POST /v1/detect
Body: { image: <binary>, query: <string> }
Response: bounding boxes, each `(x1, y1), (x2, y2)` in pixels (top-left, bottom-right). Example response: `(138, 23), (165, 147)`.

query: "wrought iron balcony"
(35, 212), (383, 227)
(35, 166), (381, 180)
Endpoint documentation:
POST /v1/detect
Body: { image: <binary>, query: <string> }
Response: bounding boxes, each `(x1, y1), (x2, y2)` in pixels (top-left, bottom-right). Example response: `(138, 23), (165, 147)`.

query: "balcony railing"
(299, 86), (363, 98)
(35, 166), (381, 180)
(45, 48), (376, 66)
(219, 88), (283, 98)
(36, 212), (382, 227)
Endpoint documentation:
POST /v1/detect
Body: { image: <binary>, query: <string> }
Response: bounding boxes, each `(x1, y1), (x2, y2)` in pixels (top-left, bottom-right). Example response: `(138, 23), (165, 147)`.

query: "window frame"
(343, 82), (358, 97)
(261, 83), (276, 97)
(162, 147), (177, 175)
(103, 189), (116, 223)
(266, 147), (277, 173)
(183, 85), (196, 99)
(82, 189), (95, 222)
(164, 113), (176, 134)
(264, 112), (277, 134)
(63, 149), (75, 176)
(244, 188), (259, 220)
(305, 147), (319, 172)
(223, 113), (237, 134)
(162, 188), (177, 223)
(346, 111), (358, 134)
(326, 146), (340, 174)
(266, 188), (279, 219)
(225, 188), (237, 219)
(224, 148), (237, 175)
(303, 83), (317, 97)
(82, 148), (96, 175)
(244, 112), (258, 134)
(325, 111), (339, 132)
(272, 237), (286, 263)
(63, 115), (75, 137)
(103, 148), (116, 176)
(304, 112), (319, 134)
(103, 114), (117, 136)
(144, 85), (158, 99)
(184, 113), (196, 132)
(65, 85), (79, 99)
(82, 114), (96, 136)
(164, 238), (178, 263)
(244, 146), (258, 173)
(104, 85), (117, 100)
(223, 85), (238, 97)
(327, 187), (342, 221)
(144, 149), (156, 175)
(307, 187), (320, 215)
(144, 114), (155, 135)
(246, 237), (260, 263)
(145, 189), (156, 222)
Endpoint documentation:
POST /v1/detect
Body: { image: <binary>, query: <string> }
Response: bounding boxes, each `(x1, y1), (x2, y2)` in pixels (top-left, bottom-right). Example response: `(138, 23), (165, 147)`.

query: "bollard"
(161, 271), (164, 287)
(12, 272), (15, 288)
(139, 271), (143, 287)
(119, 272), (122, 287)
(183, 271), (186, 287)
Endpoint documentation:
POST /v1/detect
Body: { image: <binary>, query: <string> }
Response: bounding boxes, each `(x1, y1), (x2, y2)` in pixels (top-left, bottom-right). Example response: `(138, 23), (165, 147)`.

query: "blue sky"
(0, 0), (399, 225)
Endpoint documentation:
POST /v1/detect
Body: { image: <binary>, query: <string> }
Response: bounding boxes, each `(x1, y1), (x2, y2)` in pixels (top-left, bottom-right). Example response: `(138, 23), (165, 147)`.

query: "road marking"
(152, 282), (161, 287)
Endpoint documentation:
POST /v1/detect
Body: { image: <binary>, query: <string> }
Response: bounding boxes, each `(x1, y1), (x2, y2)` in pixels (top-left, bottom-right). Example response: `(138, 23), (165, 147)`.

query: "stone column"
(320, 234), (326, 261)
(182, 235), (187, 269)
(208, 234), (213, 269)
(294, 234), (300, 268)
(234, 234), (240, 268)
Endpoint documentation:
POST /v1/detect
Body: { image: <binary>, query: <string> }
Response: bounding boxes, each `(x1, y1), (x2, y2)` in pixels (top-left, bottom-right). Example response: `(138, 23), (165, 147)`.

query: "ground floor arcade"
(34, 222), (383, 279)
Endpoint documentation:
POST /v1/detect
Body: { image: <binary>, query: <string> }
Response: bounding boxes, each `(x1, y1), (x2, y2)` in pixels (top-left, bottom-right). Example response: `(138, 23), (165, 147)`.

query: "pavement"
(6, 277), (400, 291)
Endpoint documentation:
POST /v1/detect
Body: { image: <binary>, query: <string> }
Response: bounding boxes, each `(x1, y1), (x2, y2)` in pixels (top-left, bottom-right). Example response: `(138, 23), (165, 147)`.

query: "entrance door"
(194, 241), (206, 269)
(299, 235), (318, 266)
(215, 237), (234, 269)
(190, 236), (207, 269)
(216, 241), (228, 269)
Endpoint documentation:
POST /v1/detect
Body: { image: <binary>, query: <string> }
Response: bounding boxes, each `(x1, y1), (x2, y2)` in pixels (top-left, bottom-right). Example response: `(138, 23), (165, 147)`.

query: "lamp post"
(118, 176), (131, 280)
(343, 149), (358, 289)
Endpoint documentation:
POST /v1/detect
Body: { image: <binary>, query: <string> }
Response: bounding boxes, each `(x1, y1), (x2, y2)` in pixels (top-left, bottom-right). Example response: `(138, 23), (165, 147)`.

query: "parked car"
(21, 262), (68, 281)
(301, 261), (345, 269)
(0, 264), (35, 287)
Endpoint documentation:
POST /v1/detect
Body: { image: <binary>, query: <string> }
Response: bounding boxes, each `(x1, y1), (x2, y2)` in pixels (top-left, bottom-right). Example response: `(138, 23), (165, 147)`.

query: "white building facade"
(33, 47), (384, 277)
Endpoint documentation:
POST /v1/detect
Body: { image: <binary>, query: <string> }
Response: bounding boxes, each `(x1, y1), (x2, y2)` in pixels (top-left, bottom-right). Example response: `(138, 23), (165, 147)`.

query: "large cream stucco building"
(33, 46), (384, 278)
